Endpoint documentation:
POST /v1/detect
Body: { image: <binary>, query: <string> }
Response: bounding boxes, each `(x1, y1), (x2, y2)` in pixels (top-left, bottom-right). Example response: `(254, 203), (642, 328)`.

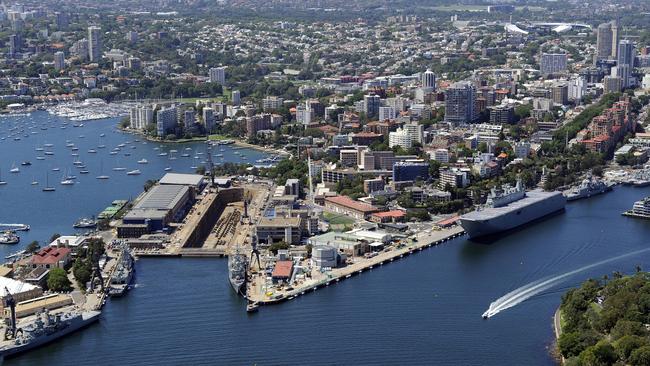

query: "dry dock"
(247, 225), (466, 306)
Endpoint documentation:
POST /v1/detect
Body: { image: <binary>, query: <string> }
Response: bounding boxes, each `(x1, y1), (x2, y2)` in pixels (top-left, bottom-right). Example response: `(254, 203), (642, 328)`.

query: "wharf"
(247, 225), (465, 306)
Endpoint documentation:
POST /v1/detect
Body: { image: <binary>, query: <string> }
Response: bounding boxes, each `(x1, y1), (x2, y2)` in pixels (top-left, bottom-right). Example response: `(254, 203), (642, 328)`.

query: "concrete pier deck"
(247, 225), (466, 306)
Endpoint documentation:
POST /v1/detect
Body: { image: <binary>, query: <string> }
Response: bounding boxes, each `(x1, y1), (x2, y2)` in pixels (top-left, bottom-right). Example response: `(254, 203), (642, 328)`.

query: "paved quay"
(247, 225), (466, 306)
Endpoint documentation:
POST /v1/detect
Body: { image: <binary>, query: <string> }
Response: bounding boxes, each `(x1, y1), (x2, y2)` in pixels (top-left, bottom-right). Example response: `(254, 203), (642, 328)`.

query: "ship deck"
(462, 190), (564, 221)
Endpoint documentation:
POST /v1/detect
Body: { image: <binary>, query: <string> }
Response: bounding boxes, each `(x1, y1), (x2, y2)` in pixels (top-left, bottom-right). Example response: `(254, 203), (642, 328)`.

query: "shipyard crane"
(205, 141), (215, 188)
(3, 287), (16, 340)
(250, 234), (261, 270)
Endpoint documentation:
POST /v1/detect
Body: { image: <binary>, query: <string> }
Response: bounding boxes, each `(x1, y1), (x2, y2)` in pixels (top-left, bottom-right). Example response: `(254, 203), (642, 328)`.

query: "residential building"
(389, 128), (412, 149)
(540, 53), (568, 75)
(432, 148), (450, 163)
(444, 81), (477, 125)
(617, 40), (635, 89)
(156, 107), (177, 137)
(488, 104), (515, 124)
(54, 51), (65, 70)
(88, 26), (102, 62)
(364, 94), (381, 119)
(596, 21), (619, 61)
(209, 67), (226, 84)
(439, 168), (470, 188)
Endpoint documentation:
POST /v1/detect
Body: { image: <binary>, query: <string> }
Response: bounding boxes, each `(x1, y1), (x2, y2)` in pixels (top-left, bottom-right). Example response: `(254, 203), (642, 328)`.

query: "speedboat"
(137, 159), (148, 164)
(21, 161), (31, 166)
(126, 170), (141, 176)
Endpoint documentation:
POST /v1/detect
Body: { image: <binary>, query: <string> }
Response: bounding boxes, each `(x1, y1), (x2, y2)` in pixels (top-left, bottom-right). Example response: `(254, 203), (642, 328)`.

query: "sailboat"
(30, 176), (38, 185)
(9, 163), (19, 173)
(42, 172), (55, 192)
(96, 161), (109, 180)
(0, 169), (6, 185)
(61, 170), (74, 185)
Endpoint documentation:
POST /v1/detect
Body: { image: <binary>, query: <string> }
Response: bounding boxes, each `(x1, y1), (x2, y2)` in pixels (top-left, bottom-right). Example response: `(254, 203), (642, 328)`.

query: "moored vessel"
(459, 180), (566, 239)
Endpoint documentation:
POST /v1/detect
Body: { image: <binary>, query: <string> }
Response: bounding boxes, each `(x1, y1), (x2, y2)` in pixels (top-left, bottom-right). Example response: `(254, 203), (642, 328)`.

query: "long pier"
(247, 226), (466, 306)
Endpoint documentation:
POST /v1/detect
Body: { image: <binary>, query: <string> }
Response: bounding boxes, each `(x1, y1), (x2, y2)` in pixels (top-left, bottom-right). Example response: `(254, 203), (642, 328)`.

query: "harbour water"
(2, 113), (650, 365)
(0, 111), (270, 250)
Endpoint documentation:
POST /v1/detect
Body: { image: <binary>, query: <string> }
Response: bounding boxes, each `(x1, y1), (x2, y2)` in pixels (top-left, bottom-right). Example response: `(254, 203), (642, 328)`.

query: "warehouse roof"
(257, 217), (301, 228)
(0, 277), (38, 296)
(159, 173), (204, 187)
(134, 185), (190, 211)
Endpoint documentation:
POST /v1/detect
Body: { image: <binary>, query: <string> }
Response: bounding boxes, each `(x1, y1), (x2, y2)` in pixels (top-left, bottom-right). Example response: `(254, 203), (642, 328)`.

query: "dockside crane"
(250, 234), (261, 270)
(3, 287), (16, 340)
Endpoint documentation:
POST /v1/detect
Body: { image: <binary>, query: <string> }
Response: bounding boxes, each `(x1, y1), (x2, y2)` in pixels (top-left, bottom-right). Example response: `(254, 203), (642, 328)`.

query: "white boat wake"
(482, 248), (650, 318)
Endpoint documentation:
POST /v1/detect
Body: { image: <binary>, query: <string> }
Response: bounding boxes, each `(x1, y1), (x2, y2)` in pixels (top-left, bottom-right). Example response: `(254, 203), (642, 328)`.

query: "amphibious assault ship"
(460, 180), (566, 239)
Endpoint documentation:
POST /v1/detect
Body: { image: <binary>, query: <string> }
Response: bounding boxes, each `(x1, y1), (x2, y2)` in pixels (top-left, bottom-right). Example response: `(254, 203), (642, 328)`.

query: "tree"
(25, 240), (40, 253)
(579, 341), (617, 366)
(47, 268), (72, 292)
(615, 335), (649, 360)
(72, 258), (92, 288)
(49, 233), (61, 243)
(143, 179), (157, 192)
(269, 241), (290, 255)
(630, 346), (650, 366)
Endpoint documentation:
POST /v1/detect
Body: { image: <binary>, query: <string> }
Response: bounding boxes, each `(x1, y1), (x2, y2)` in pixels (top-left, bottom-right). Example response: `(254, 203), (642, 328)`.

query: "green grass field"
(323, 212), (356, 226)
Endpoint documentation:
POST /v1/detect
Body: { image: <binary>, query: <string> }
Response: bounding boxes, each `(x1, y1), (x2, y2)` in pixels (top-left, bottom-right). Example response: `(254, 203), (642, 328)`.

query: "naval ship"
(228, 250), (248, 296)
(564, 175), (613, 201)
(460, 180), (566, 239)
(0, 310), (101, 358)
(108, 246), (135, 297)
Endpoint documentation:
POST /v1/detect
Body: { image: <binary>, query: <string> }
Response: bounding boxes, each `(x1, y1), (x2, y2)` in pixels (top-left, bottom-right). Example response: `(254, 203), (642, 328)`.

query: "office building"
(393, 161), (429, 182)
(422, 69), (436, 92)
(540, 53), (568, 75)
(209, 67), (226, 84)
(88, 26), (102, 62)
(617, 40), (635, 89)
(444, 81), (477, 125)
(156, 107), (177, 137)
(256, 217), (302, 245)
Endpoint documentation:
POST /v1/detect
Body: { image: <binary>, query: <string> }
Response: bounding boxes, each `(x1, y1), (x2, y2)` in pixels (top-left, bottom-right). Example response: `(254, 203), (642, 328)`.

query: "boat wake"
(482, 247), (650, 319)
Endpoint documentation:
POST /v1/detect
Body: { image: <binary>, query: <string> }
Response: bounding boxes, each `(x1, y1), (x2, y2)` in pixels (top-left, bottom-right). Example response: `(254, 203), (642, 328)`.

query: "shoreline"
(553, 307), (564, 365)
(117, 126), (287, 155)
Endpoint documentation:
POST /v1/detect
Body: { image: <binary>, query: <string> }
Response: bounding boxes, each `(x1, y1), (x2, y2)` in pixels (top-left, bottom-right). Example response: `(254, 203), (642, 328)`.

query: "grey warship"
(460, 180), (566, 239)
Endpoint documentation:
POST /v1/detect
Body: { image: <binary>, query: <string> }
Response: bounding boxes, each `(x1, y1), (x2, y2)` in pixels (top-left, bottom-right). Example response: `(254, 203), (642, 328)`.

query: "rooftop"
(258, 217), (301, 228)
(159, 173), (205, 187)
(325, 195), (380, 213)
(272, 260), (293, 278)
(0, 277), (38, 296)
(134, 184), (190, 211)
(32, 247), (71, 265)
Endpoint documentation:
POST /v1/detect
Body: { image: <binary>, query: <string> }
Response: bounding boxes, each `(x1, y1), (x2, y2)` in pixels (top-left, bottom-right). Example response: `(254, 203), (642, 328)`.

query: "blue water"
(0, 111), (269, 250)
(2, 112), (650, 365)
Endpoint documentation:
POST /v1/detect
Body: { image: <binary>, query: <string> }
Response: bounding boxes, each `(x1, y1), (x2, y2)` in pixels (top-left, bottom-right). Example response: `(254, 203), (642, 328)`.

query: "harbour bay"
(1, 113), (650, 365)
